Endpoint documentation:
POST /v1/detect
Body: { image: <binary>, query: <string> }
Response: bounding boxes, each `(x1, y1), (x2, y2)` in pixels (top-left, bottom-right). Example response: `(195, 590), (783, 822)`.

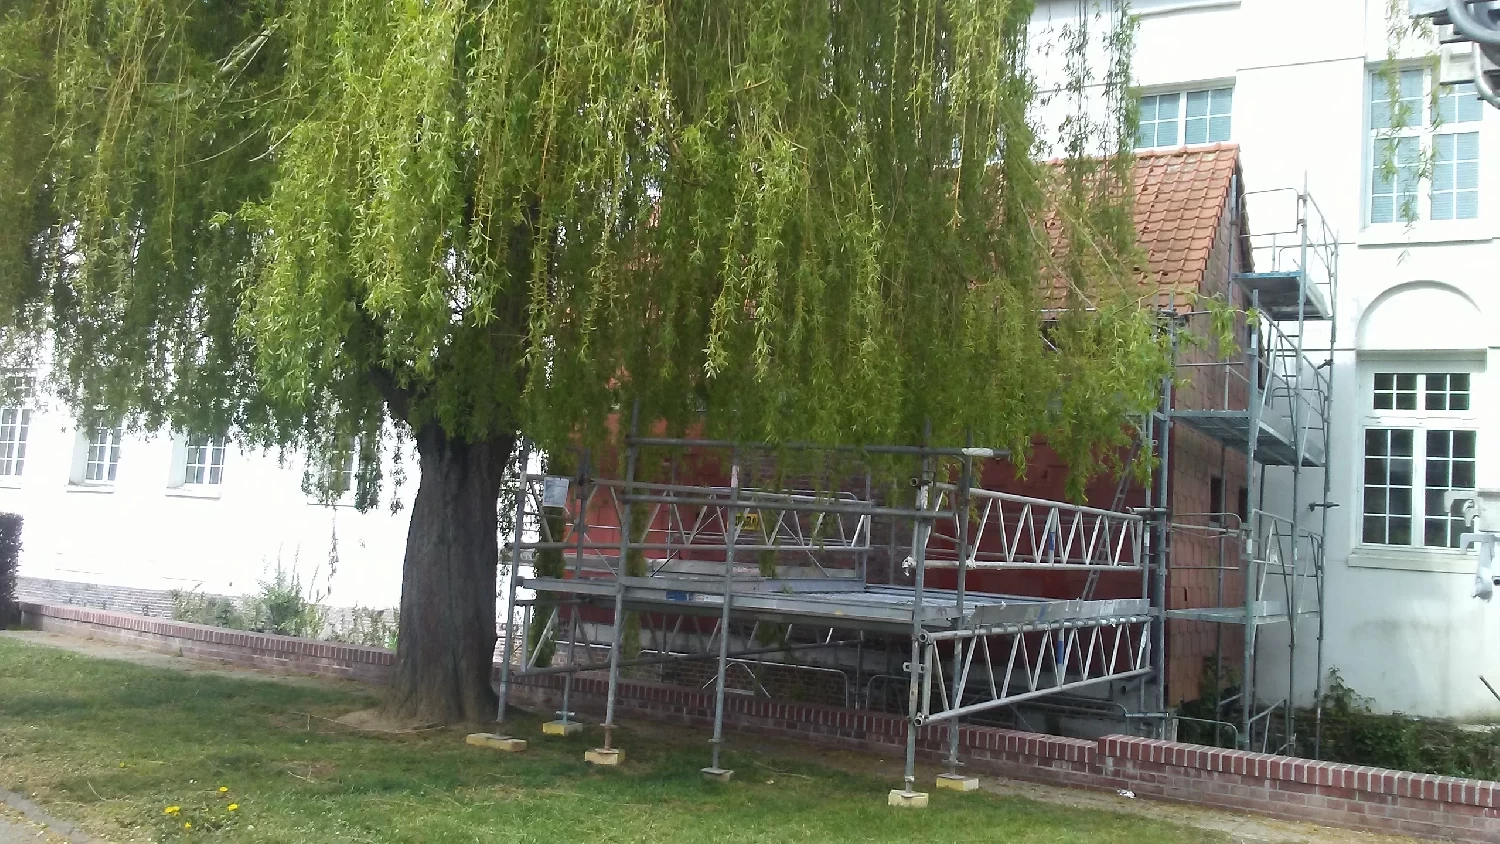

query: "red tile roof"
(1043, 143), (1244, 311)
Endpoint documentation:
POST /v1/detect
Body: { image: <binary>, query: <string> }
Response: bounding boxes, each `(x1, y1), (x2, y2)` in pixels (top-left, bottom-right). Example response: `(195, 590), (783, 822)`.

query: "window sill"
(305, 497), (355, 509)
(166, 486), (222, 500)
(1357, 222), (1494, 247)
(65, 483), (115, 494)
(1347, 545), (1474, 573)
(0, 476), (22, 489)
(1134, 0), (1240, 18)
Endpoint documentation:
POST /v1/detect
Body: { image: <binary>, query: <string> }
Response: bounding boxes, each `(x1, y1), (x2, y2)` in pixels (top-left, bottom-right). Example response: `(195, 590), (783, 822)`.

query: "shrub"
(328, 606), (399, 650)
(245, 561), (328, 639)
(1301, 670), (1500, 780)
(0, 512), (19, 627)
(170, 590), (249, 629)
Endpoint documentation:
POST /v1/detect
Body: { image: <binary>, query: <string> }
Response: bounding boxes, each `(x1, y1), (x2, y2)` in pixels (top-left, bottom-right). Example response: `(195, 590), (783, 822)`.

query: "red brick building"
(561, 144), (1256, 711)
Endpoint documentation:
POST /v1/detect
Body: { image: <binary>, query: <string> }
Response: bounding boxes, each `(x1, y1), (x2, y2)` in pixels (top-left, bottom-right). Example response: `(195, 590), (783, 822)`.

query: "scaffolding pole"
(942, 439), (975, 779)
(600, 403), (640, 754)
(497, 439), (531, 724)
(704, 452), (741, 779)
(900, 422), (935, 799)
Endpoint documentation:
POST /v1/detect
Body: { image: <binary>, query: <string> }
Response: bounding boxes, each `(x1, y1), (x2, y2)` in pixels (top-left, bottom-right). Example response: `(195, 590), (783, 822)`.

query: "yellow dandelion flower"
(164, 806), (181, 815)
(218, 786), (228, 793)
(227, 804), (238, 812)
(184, 821), (192, 829)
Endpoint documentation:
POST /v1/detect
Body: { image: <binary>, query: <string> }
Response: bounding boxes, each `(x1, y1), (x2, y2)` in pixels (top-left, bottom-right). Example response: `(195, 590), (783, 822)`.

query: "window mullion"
(1414, 428), (1429, 541)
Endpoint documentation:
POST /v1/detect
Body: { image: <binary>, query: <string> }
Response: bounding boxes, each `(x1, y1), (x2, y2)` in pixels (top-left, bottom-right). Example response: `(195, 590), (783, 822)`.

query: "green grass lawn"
(0, 637), (1223, 843)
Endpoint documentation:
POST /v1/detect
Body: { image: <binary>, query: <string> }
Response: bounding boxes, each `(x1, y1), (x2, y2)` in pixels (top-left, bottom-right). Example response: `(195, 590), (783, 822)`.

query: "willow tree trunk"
(384, 424), (512, 724)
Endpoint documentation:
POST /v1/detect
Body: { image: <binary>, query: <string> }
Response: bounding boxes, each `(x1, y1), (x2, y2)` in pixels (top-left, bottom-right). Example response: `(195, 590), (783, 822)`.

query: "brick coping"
(1105, 735), (1500, 808)
(18, 601), (394, 666)
(16, 600), (1500, 821)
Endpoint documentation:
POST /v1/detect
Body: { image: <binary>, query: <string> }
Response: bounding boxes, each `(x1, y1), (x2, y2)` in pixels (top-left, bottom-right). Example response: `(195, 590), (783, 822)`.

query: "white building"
(6, 395), (415, 613)
(1031, 0), (1500, 720)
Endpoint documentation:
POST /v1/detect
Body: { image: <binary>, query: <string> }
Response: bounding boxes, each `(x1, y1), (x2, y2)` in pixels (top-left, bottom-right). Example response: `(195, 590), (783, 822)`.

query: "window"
(83, 425), (122, 483)
(1368, 69), (1482, 224)
(183, 436), (226, 486)
(1136, 87), (1232, 149)
(305, 440), (358, 505)
(1361, 370), (1478, 549)
(326, 444), (355, 496)
(0, 408), (31, 478)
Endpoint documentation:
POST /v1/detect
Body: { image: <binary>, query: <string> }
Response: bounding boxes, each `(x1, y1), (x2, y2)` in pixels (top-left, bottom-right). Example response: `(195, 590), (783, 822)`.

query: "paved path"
(0, 791), (94, 844)
(0, 815), (46, 844)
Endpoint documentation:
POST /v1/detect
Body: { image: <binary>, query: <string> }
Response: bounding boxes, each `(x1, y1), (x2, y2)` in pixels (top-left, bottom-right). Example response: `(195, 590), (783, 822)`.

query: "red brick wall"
(510, 675), (1500, 841)
(18, 602), (394, 684)
(19, 602), (1500, 842)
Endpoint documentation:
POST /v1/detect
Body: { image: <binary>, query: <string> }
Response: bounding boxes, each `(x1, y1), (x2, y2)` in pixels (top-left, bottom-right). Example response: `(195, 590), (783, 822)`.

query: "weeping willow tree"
(0, 0), (1167, 723)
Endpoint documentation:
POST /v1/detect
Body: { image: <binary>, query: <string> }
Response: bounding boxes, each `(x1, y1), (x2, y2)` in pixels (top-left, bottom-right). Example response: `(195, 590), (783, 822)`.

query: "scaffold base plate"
(700, 767), (734, 782)
(585, 748), (622, 766)
(543, 720), (585, 737)
(465, 733), (527, 752)
(935, 774), (979, 792)
(888, 789), (929, 808)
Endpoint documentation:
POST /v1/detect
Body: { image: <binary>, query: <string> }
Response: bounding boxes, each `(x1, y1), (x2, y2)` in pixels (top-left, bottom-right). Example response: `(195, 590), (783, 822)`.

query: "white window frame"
(0, 407), (32, 487)
(68, 422), (123, 491)
(1366, 67), (1484, 228)
(1135, 85), (1233, 150)
(166, 433), (228, 499)
(305, 440), (358, 507)
(1358, 364), (1480, 553)
(0, 371), (36, 487)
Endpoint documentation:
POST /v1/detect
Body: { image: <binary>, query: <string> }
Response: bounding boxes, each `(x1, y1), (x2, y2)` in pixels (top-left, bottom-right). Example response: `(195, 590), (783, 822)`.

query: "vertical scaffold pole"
(895, 422), (934, 804)
(1154, 323), (1177, 723)
(703, 451), (741, 781)
(599, 402), (640, 757)
(554, 449), (590, 733)
(942, 437), (975, 784)
(497, 439), (531, 724)
(1243, 291), (1263, 749)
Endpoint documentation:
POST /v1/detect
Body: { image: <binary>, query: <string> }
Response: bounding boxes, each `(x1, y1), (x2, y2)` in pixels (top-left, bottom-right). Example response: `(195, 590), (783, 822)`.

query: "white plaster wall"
(6, 400), (416, 610)
(1030, 0), (1500, 717)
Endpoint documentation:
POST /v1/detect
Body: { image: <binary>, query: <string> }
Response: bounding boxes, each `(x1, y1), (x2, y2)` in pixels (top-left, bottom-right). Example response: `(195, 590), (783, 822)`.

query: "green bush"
(170, 590), (248, 629)
(245, 562), (328, 639)
(328, 606), (399, 650)
(170, 560), (329, 640)
(1301, 670), (1500, 780)
(0, 512), (18, 628)
(1174, 656), (1240, 748)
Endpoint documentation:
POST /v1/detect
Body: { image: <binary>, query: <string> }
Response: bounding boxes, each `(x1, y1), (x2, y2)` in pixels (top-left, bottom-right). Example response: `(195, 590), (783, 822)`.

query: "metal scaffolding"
(1162, 180), (1339, 753)
(497, 425), (1153, 797)
(490, 181), (1340, 794)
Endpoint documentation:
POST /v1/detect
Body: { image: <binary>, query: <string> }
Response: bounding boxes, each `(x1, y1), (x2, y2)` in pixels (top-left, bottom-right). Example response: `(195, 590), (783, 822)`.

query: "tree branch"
(367, 363), (413, 421)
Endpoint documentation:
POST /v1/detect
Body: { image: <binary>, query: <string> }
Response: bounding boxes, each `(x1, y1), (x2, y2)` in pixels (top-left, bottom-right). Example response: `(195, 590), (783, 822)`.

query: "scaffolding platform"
(1234, 271), (1331, 322)
(1170, 409), (1325, 467)
(1167, 601), (1297, 626)
(521, 575), (1150, 635)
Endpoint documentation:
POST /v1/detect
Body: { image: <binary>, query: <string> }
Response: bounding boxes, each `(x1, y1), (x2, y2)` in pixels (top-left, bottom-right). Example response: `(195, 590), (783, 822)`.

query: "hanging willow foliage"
(0, 0), (1165, 499)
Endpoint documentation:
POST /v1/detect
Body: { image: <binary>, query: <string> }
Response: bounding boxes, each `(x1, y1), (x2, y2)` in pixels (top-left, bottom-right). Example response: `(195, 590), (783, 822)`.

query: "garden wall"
(17, 601), (1500, 842)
